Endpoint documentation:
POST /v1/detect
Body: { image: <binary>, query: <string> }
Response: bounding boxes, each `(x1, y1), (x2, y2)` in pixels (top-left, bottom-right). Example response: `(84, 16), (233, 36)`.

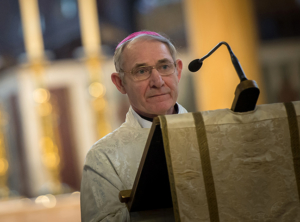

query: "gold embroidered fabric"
(162, 102), (300, 222)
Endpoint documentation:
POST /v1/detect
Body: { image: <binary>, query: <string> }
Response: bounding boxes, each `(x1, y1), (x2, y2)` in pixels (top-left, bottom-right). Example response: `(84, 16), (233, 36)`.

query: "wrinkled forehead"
(121, 39), (172, 68)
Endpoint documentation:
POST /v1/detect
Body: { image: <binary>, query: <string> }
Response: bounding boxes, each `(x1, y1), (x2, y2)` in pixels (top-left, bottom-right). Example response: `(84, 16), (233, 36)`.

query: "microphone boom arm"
(188, 41), (260, 112)
(200, 41), (247, 82)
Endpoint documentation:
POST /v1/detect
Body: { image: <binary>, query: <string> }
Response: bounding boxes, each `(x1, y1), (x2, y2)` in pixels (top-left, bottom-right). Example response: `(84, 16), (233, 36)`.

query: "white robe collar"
(123, 103), (188, 129)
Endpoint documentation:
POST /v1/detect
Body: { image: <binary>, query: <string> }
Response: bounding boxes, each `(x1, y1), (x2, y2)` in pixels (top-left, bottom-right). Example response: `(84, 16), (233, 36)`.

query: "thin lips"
(149, 93), (168, 98)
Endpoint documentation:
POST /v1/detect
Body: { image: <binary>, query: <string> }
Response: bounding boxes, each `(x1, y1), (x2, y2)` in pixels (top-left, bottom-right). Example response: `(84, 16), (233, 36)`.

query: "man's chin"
(132, 100), (176, 118)
(147, 104), (175, 116)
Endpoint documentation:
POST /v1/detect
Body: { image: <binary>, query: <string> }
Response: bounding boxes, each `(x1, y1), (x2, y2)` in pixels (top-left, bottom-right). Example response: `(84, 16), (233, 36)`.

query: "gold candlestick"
(78, 0), (111, 138)
(0, 106), (9, 198)
(19, 0), (63, 193)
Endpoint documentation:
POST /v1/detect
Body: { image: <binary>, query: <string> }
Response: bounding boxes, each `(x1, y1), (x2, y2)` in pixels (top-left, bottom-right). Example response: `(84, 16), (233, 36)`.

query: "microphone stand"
(189, 42), (260, 112)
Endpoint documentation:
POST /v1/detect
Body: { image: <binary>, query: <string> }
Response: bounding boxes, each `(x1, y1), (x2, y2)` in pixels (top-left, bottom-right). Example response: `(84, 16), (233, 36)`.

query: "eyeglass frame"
(119, 60), (177, 81)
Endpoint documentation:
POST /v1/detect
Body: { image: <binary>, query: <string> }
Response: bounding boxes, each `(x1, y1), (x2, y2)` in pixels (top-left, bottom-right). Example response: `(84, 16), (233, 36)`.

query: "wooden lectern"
(119, 101), (300, 222)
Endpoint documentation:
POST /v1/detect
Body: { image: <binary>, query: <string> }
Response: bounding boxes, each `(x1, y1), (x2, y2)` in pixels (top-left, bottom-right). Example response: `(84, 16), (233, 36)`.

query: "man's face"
(115, 39), (182, 118)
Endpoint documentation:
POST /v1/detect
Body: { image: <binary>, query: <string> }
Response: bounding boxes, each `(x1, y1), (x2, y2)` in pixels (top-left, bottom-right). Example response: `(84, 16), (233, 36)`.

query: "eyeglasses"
(120, 61), (176, 81)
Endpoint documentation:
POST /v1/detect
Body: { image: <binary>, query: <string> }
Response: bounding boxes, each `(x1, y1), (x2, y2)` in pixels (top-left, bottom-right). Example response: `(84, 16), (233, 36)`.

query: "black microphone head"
(188, 59), (203, 72)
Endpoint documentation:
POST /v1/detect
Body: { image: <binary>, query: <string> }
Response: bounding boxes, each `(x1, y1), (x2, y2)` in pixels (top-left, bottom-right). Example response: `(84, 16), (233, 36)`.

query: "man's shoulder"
(84, 126), (126, 167)
(88, 126), (126, 153)
(86, 124), (149, 159)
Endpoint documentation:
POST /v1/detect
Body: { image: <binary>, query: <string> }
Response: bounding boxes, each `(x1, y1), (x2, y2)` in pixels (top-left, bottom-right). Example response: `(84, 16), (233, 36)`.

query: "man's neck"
(138, 114), (154, 122)
(136, 103), (179, 122)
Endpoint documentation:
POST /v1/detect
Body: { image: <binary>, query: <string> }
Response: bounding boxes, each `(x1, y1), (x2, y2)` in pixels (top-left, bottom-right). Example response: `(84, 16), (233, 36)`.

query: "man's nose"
(149, 68), (164, 88)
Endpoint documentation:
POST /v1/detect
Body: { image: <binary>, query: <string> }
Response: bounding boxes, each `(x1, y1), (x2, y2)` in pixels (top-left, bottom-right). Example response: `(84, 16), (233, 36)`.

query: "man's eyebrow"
(133, 59), (172, 68)
(157, 59), (172, 64)
(133, 63), (148, 68)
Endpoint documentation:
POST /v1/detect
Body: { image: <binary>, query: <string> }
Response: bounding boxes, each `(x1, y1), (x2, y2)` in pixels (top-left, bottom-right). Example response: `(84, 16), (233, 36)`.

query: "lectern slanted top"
(121, 101), (300, 222)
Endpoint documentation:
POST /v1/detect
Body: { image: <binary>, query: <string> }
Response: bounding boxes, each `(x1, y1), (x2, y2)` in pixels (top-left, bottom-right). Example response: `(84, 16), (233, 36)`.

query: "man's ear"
(111, 73), (127, 94)
(175, 59), (183, 82)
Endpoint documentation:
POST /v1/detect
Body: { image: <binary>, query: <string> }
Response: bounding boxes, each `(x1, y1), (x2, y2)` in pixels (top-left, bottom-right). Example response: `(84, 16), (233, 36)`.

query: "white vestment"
(81, 104), (188, 222)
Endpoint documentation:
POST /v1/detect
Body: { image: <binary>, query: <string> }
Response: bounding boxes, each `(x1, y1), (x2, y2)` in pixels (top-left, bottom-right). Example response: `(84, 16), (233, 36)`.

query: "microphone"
(188, 59), (203, 72)
(188, 41), (260, 112)
(188, 41), (247, 82)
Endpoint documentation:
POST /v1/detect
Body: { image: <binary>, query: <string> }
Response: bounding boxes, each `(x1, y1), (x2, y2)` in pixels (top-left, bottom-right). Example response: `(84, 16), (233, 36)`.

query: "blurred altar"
(0, 0), (299, 221)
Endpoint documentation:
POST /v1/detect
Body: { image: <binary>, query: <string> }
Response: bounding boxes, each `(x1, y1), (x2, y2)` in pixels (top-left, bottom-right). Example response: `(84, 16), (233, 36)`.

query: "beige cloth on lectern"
(162, 101), (300, 222)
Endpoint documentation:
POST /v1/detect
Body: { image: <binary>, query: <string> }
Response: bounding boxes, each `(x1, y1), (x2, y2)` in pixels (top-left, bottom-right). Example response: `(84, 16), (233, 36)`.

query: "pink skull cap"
(116, 31), (162, 50)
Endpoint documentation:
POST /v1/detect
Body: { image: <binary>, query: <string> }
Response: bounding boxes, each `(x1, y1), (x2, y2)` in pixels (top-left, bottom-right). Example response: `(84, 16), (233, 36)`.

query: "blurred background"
(0, 0), (299, 221)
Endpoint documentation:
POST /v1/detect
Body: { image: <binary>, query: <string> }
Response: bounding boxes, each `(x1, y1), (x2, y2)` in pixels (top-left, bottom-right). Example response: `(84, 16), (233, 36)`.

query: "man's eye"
(159, 64), (171, 70)
(136, 67), (148, 75)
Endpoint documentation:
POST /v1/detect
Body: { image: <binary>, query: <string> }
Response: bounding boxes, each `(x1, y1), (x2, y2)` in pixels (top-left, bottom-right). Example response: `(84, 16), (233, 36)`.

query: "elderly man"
(80, 31), (188, 222)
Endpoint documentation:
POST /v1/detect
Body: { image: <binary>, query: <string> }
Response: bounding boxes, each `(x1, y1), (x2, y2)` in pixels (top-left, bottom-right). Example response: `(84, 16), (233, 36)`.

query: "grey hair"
(113, 33), (177, 82)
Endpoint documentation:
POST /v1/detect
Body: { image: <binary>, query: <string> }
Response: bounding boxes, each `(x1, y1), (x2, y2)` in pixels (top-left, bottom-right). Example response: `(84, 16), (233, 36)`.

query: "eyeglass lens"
(132, 62), (175, 80)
